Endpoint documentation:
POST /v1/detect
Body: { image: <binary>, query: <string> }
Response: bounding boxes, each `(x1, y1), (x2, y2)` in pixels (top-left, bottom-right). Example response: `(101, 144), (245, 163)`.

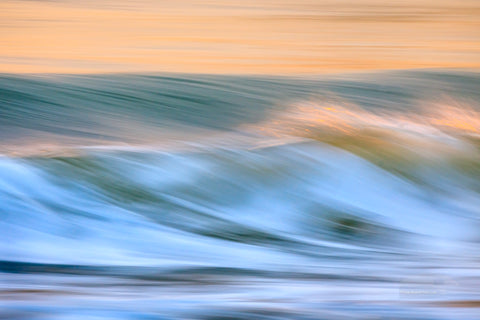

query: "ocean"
(1, 70), (480, 319)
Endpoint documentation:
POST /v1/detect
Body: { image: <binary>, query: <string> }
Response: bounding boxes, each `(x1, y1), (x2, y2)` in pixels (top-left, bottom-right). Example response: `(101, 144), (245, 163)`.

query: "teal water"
(1, 70), (480, 319)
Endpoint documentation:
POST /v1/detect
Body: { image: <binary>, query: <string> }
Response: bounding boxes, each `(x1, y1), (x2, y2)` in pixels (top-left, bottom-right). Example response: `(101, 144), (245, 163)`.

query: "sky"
(1, 0), (479, 74)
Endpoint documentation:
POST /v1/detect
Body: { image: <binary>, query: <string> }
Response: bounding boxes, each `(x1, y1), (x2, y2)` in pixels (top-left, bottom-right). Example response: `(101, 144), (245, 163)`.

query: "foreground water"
(1, 70), (480, 319)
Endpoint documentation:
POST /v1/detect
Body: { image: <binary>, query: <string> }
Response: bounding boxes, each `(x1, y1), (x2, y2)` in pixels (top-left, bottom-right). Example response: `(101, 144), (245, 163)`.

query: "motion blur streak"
(2, 0), (480, 318)
(1, 0), (480, 73)
(1, 71), (480, 319)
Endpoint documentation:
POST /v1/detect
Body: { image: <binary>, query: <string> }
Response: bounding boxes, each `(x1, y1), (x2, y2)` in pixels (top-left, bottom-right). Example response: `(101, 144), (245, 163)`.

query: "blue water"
(1, 70), (480, 319)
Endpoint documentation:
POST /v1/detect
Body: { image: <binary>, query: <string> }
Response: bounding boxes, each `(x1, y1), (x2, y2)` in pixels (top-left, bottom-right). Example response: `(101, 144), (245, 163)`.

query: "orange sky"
(1, 0), (479, 74)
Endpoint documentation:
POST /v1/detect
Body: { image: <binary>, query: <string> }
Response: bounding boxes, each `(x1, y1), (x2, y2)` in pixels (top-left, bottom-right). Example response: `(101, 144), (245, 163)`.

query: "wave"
(1, 70), (480, 153)
(1, 139), (479, 263)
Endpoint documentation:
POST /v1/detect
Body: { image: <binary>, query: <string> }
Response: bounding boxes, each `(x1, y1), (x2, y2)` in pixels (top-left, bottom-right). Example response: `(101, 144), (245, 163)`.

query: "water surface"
(1, 70), (480, 319)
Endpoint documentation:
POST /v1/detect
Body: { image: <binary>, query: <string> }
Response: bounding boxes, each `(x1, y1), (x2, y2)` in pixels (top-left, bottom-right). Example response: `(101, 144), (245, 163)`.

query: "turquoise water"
(1, 70), (480, 319)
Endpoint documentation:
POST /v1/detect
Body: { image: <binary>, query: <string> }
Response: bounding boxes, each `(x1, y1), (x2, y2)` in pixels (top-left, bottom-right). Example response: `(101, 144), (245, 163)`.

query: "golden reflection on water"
(257, 99), (480, 139)
(1, 0), (479, 74)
